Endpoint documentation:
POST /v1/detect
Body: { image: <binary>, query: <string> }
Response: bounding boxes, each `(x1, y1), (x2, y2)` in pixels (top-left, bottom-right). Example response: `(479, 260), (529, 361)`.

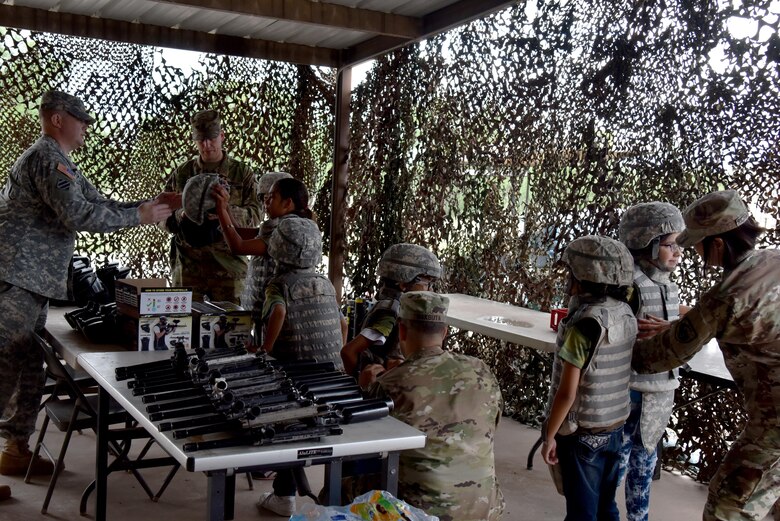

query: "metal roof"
(0, 0), (518, 68)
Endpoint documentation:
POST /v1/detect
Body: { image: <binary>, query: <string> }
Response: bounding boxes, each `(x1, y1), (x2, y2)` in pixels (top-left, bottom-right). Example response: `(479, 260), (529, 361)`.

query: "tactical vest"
(631, 265), (680, 393)
(548, 296), (636, 434)
(271, 270), (344, 371)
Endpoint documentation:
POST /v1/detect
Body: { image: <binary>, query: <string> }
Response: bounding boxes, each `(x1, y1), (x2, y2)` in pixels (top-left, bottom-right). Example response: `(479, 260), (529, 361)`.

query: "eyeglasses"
(659, 242), (682, 253)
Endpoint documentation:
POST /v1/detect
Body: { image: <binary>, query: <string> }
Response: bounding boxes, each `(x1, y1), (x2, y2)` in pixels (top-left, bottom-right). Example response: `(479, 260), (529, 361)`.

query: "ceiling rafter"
(154, 0), (423, 39)
(341, 0), (517, 67)
(0, 4), (339, 67)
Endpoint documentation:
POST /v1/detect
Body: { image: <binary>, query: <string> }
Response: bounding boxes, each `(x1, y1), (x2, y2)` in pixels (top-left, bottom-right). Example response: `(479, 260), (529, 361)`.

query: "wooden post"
(328, 66), (351, 302)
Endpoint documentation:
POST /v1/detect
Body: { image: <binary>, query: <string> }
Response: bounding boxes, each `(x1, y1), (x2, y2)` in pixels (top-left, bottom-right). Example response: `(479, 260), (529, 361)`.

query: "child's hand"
(541, 438), (558, 465)
(637, 315), (671, 339)
(212, 184), (230, 210)
(358, 364), (385, 388)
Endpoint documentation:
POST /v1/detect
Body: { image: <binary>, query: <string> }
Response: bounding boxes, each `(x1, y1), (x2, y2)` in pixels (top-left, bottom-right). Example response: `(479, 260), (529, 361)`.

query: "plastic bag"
(290, 490), (438, 521)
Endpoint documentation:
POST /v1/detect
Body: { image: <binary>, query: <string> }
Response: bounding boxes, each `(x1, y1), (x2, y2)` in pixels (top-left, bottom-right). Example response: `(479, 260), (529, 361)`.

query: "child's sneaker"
(256, 492), (295, 517)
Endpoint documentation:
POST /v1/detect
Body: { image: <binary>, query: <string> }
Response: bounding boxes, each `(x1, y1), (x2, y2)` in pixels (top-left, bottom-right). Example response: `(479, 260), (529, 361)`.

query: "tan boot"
(0, 440), (54, 476)
(0, 484), (10, 501)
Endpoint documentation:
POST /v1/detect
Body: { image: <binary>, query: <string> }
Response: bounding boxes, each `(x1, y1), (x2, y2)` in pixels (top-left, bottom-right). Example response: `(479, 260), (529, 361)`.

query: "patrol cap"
(399, 291), (449, 323)
(39, 90), (96, 124)
(258, 171), (293, 196)
(191, 109), (222, 140)
(677, 190), (751, 248)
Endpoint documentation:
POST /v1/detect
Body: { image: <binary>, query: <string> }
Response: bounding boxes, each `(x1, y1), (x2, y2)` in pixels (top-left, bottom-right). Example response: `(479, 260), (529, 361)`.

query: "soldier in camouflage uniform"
(361, 291), (504, 521)
(542, 235), (637, 521)
(0, 91), (175, 489)
(341, 243), (442, 377)
(163, 109), (260, 303)
(257, 217), (346, 517)
(617, 202), (687, 521)
(631, 190), (780, 521)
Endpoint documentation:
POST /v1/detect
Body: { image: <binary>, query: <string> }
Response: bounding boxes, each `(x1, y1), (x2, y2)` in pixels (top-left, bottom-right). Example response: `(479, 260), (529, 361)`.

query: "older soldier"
(632, 190), (780, 521)
(618, 202), (687, 521)
(0, 91), (175, 492)
(163, 109), (260, 303)
(362, 291), (505, 521)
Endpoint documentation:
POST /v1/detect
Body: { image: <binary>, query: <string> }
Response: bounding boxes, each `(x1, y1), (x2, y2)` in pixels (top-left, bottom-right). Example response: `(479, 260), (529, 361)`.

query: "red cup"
(550, 308), (568, 332)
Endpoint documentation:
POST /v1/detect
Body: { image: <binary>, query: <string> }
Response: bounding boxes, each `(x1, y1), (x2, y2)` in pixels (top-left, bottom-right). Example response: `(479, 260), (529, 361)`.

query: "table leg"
(380, 452), (399, 496)
(225, 472), (235, 520)
(207, 470), (227, 521)
(95, 386), (110, 521)
(324, 460), (343, 505)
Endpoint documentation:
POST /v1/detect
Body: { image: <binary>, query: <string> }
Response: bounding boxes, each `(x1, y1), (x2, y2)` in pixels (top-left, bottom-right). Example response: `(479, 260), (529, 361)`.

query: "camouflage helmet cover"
(561, 235), (634, 286)
(182, 173), (223, 225)
(268, 217), (322, 268)
(619, 202), (684, 249)
(377, 243), (442, 283)
(257, 171), (293, 196)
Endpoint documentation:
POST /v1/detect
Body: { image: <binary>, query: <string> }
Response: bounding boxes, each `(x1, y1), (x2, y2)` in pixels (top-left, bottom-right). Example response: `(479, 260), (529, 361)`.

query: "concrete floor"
(0, 411), (726, 521)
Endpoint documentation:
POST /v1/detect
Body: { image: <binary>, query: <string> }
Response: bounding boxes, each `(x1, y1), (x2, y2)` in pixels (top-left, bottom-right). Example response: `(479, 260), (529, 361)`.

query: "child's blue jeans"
(557, 426), (624, 521)
(617, 390), (658, 521)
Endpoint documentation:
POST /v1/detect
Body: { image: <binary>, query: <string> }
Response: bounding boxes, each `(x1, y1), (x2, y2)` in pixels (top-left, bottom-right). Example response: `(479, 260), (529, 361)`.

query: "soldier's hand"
(358, 364), (385, 389)
(138, 200), (173, 224)
(154, 191), (182, 210)
(541, 438), (558, 465)
(637, 315), (671, 339)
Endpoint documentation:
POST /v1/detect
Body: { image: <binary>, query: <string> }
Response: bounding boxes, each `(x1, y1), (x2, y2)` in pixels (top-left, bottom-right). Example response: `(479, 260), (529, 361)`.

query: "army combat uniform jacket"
(633, 249), (780, 521)
(164, 153), (260, 302)
(0, 135), (143, 299)
(367, 346), (505, 521)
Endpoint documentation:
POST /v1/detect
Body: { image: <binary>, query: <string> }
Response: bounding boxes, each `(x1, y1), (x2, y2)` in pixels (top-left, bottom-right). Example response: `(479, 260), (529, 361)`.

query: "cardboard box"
(118, 313), (193, 351)
(192, 300), (252, 349)
(115, 279), (192, 318)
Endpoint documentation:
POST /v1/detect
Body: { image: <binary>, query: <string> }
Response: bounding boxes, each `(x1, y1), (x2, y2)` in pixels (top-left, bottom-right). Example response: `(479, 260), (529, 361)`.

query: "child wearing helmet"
(213, 174), (306, 345)
(340, 243), (442, 378)
(541, 235), (637, 521)
(617, 202), (687, 521)
(255, 216), (347, 517)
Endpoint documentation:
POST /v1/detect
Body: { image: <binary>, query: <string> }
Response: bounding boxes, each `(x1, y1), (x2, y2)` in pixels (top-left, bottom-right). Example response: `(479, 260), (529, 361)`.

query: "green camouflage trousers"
(704, 423), (780, 521)
(0, 282), (48, 443)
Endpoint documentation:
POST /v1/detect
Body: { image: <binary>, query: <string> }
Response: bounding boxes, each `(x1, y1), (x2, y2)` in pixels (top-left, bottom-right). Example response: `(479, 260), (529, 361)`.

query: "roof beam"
(154, 0), (423, 39)
(0, 4), (339, 67)
(340, 0), (517, 67)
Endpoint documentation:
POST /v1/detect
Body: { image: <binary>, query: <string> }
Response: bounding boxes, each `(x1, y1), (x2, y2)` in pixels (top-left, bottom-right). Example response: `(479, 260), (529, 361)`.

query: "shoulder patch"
(675, 316), (698, 344)
(56, 163), (76, 181)
(56, 177), (71, 191)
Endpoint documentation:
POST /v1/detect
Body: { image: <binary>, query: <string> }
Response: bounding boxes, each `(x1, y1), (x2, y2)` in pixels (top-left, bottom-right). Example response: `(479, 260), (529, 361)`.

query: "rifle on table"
(116, 347), (393, 452)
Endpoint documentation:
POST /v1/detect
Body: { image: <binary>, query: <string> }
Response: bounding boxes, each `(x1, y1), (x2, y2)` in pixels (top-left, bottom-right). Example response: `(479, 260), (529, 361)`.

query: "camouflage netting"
(1, 0), (778, 482)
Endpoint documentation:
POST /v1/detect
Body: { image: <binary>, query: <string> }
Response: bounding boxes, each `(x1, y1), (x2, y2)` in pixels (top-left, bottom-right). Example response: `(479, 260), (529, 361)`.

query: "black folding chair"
(26, 333), (180, 514)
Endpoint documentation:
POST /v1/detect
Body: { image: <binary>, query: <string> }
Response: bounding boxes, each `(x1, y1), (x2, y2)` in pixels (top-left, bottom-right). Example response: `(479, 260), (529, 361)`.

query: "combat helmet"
(268, 218), (322, 268)
(377, 243), (442, 283)
(561, 235), (633, 286)
(257, 171), (293, 197)
(619, 202), (684, 256)
(182, 173), (225, 225)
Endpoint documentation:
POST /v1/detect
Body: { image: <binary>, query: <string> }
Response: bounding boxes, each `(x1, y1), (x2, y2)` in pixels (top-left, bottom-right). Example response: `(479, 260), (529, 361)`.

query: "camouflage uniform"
(164, 111), (260, 303)
(366, 292), (505, 521)
(632, 190), (780, 521)
(618, 202), (685, 521)
(0, 92), (147, 443)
